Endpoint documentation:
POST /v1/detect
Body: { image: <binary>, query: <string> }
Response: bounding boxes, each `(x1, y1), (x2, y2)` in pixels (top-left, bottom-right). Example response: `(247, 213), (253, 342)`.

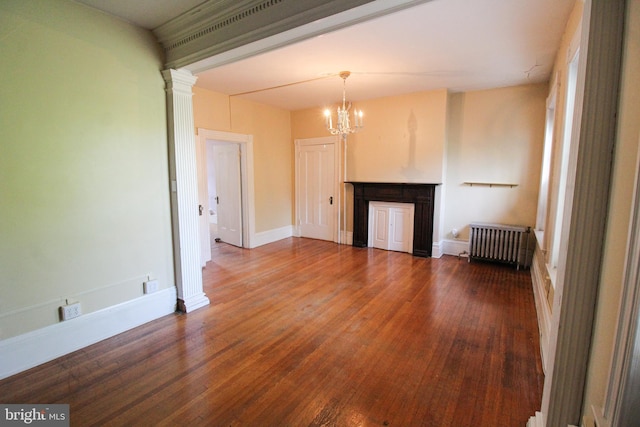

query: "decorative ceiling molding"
(154, 0), (376, 69)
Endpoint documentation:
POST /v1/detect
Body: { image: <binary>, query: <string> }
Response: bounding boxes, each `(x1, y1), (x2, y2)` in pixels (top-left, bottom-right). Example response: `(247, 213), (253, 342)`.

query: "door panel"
(372, 208), (389, 250)
(213, 143), (243, 247)
(389, 208), (411, 252)
(298, 143), (336, 241)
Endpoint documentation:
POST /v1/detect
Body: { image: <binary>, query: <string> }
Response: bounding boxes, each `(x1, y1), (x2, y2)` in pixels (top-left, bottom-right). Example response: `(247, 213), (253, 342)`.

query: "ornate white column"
(162, 68), (210, 313)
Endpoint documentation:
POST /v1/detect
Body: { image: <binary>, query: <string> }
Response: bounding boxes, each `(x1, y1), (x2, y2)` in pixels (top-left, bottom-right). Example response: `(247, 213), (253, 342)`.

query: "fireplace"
(347, 182), (438, 257)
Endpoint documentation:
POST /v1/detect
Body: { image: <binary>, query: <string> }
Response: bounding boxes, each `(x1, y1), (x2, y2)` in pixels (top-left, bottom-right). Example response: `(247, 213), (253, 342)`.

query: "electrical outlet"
(60, 302), (81, 321)
(143, 279), (159, 294)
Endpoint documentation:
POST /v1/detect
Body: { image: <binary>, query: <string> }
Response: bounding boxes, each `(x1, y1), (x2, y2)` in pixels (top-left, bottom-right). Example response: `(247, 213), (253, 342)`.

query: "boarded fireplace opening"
(368, 202), (415, 254)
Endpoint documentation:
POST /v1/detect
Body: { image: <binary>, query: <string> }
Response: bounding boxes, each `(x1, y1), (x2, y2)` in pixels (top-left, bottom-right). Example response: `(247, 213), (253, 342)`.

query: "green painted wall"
(0, 0), (173, 338)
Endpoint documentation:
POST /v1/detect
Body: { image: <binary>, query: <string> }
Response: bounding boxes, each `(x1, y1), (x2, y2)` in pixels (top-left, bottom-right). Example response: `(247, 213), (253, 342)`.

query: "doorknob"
(198, 205), (204, 216)
(329, 196), (333, 205)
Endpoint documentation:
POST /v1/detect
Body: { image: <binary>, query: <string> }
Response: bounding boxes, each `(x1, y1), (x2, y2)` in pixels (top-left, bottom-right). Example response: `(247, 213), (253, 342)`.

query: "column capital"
(162, 68), (198, 94)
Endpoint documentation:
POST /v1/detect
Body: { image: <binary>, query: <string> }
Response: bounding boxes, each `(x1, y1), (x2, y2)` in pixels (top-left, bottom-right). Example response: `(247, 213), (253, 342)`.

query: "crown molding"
(153, 0), (432, 70)
(154, 0), (372, 69)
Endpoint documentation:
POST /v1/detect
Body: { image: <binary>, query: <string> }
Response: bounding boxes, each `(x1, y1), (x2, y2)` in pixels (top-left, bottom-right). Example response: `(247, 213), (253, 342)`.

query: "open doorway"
(197, 129), (255, 266)
(206, 141), (243, 247)
(205, 141), (219, 242)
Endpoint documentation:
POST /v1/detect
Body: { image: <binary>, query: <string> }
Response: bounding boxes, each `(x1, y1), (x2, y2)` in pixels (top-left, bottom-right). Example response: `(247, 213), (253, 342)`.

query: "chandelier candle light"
(324, 71), (363, 137)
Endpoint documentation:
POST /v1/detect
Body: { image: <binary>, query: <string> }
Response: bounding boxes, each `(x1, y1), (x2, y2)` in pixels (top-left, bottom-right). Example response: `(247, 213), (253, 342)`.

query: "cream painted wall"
(290, 108), (331, 140)
(346, 90), (448, 184)
(292, 90), (448, 183)
(193, 87), (231, 131)
(291, 90), (448, 235)
(0, 1), (172, 338)
(582, 0), (640, 423)
(444, 84), (547, 240)
(192, 87), (293, 232)
(194, 84), (547, 247)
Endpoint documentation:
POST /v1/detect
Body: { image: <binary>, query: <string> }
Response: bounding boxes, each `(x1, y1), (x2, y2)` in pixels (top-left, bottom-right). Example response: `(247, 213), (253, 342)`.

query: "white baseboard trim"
(431, 241), (443, 258)
(253, 226), (352, 247)
(527, 411), (544, 427)
(440, 239), (469, 256)
(342, 231), (353, 245)
(531, 249), (552, 375)
(0, 286), (177, 380)
(250, 225), (293, 248)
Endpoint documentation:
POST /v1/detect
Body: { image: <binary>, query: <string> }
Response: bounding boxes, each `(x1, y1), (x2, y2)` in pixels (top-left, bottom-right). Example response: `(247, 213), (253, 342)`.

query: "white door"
(372, 208), (390, 249)
(213, 143), (243, 247)
(297, 140), (336, 241)
(388, 208), (412, 252)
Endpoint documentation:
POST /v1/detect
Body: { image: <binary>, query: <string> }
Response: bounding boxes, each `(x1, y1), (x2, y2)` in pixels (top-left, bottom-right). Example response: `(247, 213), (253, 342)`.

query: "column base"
(177, 293), (210, 313)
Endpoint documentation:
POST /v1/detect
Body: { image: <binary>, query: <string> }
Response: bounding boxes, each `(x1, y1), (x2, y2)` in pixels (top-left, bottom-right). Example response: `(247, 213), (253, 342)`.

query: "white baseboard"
(527, 411), (544, 427)
(431, 241), (443, 258)
(250, 225), (293, 248)
(252, 226), (352, 247)
(531, 248), (552, 374)
(0, 286), (177, 380)
(440, 239), (469, 256)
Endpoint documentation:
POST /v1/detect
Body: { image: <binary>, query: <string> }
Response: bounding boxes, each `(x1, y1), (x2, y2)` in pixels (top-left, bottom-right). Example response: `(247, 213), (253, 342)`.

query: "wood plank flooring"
(0, 237), (544, 426)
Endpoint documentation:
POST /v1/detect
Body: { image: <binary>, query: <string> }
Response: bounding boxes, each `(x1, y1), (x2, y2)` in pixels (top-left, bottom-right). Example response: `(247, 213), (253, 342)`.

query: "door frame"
(598, 133), (640, 426)
(294, 136), (340, 243)
(197, 128), (255, 252)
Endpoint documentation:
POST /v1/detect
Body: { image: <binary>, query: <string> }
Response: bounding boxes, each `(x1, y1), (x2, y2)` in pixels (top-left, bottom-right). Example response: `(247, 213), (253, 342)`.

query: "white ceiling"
(76, 0), (576, 111)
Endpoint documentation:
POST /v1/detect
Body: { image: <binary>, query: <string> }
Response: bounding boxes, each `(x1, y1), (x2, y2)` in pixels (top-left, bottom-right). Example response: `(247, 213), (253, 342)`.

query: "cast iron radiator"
(469, 222), (532, 269)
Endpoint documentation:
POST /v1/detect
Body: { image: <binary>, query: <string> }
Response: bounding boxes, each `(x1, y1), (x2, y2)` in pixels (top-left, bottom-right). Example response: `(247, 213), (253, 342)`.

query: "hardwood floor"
(0, 238), (544, 426)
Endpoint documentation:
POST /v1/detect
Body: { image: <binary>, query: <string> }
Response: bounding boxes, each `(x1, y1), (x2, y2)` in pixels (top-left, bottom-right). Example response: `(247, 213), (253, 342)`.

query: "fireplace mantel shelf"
(347, 182), (438, 258)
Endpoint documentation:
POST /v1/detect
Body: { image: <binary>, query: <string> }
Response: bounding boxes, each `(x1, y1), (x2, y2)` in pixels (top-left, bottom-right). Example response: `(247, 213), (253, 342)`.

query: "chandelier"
(324, 71), (363, 137)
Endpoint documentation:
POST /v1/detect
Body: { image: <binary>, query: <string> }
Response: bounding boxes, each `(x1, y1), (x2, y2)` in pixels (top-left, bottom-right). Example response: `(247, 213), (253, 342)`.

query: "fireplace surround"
(347, 182), (438, 257)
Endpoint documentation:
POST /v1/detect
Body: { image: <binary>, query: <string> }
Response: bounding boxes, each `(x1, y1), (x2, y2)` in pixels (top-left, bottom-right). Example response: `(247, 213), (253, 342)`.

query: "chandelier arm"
(323, 71), (363, 137)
